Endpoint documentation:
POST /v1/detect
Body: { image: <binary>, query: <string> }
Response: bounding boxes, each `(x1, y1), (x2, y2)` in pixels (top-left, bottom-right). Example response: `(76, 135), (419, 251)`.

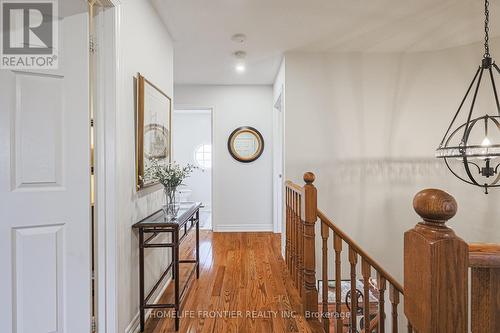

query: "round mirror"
(228, 126), (264, 163)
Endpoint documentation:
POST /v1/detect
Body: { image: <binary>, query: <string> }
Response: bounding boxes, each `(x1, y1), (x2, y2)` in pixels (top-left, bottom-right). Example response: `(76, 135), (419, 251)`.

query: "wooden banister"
(287, 172), (411, 333)
(286, 174), (498, 333)
(317, 210), (404, 294)
(469, 243), (500, 267)
(318, 209), (408, 332)
(469, 243), (500, 332)
(404, 189), (468, 333)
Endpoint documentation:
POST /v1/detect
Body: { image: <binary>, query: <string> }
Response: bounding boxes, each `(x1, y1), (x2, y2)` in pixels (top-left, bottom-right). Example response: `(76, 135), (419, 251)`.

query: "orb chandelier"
(436, 0), (500, 194)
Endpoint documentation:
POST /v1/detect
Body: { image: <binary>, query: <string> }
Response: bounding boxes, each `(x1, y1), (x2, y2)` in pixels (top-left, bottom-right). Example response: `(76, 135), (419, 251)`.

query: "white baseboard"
(124, 312), (140, 333)
(213, 224), (273, 232)
(125, 276), (172, 333)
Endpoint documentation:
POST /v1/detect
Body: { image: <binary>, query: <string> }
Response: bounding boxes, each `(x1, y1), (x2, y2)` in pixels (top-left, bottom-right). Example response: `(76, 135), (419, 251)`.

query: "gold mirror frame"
(227, 126), (264, 163)
(136, 73), (172, 190)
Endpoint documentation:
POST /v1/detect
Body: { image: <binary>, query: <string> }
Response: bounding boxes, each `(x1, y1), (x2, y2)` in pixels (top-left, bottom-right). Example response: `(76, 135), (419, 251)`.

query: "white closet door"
(0, 4), (91, 333)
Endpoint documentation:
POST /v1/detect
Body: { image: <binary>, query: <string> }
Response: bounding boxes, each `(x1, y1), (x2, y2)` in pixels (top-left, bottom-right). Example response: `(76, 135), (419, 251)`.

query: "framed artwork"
(227, 126), (264, 163)
(136, 73), (172, 190)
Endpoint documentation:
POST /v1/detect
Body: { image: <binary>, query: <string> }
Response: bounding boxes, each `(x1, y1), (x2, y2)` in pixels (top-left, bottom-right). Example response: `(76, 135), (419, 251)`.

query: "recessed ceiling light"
(235, 63), (246, 73)
(231, 33), (247, 44)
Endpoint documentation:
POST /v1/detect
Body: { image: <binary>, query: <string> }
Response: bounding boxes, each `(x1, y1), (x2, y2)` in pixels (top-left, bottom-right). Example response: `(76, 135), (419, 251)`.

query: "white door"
(0, 3), (91, 333)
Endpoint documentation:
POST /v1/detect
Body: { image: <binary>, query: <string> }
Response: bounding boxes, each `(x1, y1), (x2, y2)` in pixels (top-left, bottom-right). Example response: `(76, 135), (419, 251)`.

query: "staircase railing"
(285, 172), (410, 332)
(285, 172), (500, 333)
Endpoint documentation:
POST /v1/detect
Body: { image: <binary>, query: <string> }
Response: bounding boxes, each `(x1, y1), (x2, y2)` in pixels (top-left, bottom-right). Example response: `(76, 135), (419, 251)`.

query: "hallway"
(144, 232), (313, 333)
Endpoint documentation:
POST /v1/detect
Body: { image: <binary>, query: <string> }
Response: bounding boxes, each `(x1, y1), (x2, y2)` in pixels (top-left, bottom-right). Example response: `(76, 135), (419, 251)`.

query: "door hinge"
(89, 35), (97, 54)
(91, 316), (97, 332)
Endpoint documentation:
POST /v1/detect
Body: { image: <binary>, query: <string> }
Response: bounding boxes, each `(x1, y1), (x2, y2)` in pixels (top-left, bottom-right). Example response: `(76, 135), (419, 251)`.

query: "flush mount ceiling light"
(233, 50), (247, 73)
(436, 0), (500, 194)
(235, 63), (246, 73)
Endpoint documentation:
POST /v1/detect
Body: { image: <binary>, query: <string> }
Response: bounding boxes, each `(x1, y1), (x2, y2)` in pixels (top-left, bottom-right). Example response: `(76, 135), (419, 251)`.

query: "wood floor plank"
(211, 266), (225, 296)
(142, 231), (313, 333)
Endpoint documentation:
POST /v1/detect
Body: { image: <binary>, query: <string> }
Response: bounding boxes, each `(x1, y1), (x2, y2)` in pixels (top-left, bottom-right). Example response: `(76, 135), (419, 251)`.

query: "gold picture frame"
(136, 73), (172, 190)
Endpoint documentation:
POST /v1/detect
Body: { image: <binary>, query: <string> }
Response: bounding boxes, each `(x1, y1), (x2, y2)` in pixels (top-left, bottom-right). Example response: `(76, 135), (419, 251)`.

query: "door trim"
(93, 0), (121, 332)
(273, 86), (284, 235)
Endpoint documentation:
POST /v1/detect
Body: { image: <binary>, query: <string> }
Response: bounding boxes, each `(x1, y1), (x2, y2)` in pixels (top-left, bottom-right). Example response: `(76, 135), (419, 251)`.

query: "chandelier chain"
(485, 0), (491, 58)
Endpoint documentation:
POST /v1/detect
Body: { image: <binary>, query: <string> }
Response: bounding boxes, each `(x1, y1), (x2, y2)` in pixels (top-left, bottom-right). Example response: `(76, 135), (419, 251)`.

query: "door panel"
(13, 225), (64, 333)
(13, 72), (64, 189)
(0, 4), (90, 333)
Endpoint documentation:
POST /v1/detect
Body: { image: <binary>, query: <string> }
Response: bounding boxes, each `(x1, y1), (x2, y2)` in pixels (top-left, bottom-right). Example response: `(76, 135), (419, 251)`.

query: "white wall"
(174, 85), (274, 231)
(172, 110), (212, 209)
(282, 39), (500, 282)
(116, 1), (174, 332)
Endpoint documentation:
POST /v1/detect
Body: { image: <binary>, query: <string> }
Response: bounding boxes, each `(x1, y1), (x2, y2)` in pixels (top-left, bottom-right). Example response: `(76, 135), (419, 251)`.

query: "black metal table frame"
(136, 208), (200, 332)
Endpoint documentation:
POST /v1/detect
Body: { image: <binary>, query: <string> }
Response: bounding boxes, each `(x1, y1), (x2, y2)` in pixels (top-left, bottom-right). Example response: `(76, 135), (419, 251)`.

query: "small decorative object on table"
(145, 159), (197, 217)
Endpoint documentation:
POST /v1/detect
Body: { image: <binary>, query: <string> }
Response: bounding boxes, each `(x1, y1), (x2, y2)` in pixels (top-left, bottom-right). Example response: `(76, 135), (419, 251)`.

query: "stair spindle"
(285, 187), (292, 273)
(295, 191), (298, 281)
(334, 233), (343, 333)
(321, 222), (329, 332)
(291, 191), (297, 287)
(298, 193), (304, 294)
(377, 273), (386, 333)
(349, 246), (358, 332)
(389, 284), (399, 333)
(362, 258), (371, 333)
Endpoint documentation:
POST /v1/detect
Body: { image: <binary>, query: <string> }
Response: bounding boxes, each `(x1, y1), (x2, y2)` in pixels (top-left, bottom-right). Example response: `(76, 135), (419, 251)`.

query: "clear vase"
(163, 186), (179, 218)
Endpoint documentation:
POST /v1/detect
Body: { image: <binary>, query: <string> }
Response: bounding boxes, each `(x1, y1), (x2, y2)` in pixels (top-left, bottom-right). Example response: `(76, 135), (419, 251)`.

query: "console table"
(133, 202), (201, 332)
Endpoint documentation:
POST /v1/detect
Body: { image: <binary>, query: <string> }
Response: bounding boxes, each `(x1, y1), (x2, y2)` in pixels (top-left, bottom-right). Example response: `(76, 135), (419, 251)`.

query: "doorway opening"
(173, 109), (213, 230)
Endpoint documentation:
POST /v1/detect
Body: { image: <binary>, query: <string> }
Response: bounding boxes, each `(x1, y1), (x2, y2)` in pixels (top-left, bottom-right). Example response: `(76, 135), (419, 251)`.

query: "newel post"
(469, 243), (500, 332)
(404, 189), (468, 332)
(302, 172), (319, 317)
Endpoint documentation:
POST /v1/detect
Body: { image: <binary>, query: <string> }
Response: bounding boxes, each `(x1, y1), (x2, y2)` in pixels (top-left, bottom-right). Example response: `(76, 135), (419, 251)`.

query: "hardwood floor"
(144, 231), (313, 333)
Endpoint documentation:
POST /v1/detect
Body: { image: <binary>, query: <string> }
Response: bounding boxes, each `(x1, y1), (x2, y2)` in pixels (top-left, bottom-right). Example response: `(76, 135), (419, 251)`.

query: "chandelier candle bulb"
(481, 137), (492, 147)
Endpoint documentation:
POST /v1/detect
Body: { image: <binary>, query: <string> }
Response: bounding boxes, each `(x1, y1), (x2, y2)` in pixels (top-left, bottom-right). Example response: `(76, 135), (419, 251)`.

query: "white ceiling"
(152, 0), (500, 85)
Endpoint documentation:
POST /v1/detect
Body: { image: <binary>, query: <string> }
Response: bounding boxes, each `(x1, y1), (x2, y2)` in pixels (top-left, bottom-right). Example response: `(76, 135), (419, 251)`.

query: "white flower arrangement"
(145, 159), (197, 189)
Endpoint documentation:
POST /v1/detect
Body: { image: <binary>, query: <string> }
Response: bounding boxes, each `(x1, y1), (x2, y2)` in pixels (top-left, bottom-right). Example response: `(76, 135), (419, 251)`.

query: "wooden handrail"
(469, 242), (500, 268)
(285, 180), (303, 193)
(317, 209), (404, 294)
